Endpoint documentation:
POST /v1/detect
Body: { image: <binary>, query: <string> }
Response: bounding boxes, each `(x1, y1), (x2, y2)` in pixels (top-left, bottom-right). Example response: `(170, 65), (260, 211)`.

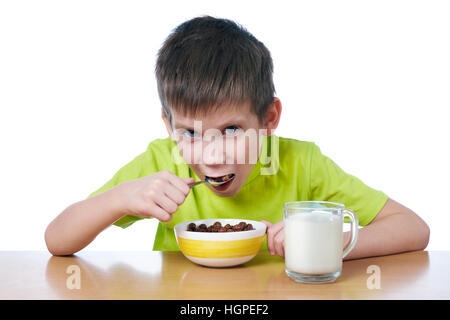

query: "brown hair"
(155, 15), (276, 125)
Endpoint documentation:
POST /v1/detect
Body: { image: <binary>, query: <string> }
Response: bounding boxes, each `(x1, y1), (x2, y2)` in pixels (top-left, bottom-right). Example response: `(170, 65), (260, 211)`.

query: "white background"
(0, 0), (449, 251)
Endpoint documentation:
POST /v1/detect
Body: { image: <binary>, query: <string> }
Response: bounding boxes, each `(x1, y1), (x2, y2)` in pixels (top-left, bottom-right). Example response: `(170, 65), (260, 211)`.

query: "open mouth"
(205, 173), (236, 191)
(205, 173), (235, 184)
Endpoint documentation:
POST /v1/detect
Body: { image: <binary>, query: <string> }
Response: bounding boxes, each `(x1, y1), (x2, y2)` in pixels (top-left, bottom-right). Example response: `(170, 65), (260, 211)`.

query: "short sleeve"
(309, 143), (388, 226)
(87, 151), (151, 229)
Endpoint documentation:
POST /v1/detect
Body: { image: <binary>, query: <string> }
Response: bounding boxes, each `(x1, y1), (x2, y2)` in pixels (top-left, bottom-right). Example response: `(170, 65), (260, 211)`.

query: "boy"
(45, 15), (429, 259)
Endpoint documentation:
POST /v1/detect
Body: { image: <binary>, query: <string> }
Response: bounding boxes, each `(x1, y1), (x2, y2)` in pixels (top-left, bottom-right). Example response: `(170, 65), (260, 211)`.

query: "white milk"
(285, 211), (343, 275)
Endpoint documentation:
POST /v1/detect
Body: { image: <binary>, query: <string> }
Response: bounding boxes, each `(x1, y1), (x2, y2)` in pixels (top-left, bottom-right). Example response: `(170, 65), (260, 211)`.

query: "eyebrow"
(173, 118), (246, 131)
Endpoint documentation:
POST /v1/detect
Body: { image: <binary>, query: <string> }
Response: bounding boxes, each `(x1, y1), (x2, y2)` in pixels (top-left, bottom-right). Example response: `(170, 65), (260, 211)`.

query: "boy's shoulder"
(142, 136), (190, 174)
(278, 135), (314, 146)
(260, 136), (317, 175)
(277, 136), (317, 154)
(146, 136), (176, 151)
(142, 136), (179, 162)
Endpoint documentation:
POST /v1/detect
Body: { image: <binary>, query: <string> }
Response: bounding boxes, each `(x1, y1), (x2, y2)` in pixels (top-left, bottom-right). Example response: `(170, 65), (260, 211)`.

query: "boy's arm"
(44, 183), (128, 256)
(343, 197), (430, 260)
(44, 171), (194, 256)
(263, 197), (430, 259)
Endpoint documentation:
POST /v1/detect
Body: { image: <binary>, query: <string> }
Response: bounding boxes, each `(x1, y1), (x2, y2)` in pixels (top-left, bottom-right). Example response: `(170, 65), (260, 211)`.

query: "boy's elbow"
(44, 225), (56, 255)
(411, 214), (430, 251)
(46, 242), (75, 256)
(46, 246), (69, 256)
(46, 242), (77, 257)
(404, 210), (430, 251)
(44, 225), (76, 256)
(418, 220), (430, 250)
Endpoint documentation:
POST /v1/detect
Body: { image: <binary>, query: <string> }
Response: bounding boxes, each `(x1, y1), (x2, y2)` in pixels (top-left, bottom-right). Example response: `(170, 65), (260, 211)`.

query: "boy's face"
(162, 99), (281, 197)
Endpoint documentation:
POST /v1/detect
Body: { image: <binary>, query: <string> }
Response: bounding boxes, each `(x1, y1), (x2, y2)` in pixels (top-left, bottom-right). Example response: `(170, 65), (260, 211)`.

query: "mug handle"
(342, 209), (359, 258)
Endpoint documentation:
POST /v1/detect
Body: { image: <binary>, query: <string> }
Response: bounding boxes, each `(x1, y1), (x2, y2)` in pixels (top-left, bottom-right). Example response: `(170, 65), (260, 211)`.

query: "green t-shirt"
(87, 135), (388, 251)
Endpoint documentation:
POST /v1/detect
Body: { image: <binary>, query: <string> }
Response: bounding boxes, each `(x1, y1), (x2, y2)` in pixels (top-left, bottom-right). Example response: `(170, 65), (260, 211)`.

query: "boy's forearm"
(45, 184), (127, 256)
(343, 212), (430, 260)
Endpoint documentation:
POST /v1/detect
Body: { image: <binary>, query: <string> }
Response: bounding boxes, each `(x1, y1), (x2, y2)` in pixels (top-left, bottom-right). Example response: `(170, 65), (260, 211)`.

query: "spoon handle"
(188, 180), (206, 188)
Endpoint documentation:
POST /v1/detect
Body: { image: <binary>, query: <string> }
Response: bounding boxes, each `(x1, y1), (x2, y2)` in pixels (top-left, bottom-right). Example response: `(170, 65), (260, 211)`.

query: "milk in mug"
(284, 211), (343, 275)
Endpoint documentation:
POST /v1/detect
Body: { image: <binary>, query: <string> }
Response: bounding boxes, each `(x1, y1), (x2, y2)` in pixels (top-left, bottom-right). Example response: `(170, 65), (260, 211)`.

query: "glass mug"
(283, 201), (358, 284)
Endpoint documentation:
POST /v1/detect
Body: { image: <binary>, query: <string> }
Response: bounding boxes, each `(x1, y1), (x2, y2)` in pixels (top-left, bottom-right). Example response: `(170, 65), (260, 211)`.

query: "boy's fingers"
(274, 231), (285, 259)
(169, 176), (194, 196)
(260, 220), (274, 254)
(164, 184), (187, 205)
(270, 221), (284, 236)
(148, 204), (171, 222)
(155, 194), (178, 215)
(260, 220), (272, 229)
(181, 177), (195, 192)
(265, 221), (284, 255)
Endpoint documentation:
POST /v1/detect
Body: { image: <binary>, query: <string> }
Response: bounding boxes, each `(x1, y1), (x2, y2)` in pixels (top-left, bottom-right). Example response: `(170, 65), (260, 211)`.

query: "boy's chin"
(210, 190), (239, 197)
(206, 183), (240, 197)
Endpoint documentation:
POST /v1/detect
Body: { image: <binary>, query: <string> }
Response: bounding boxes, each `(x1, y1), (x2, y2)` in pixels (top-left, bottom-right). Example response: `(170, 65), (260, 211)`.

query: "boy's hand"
(121, 171), (194, 222)
(261, 220), (285, 258)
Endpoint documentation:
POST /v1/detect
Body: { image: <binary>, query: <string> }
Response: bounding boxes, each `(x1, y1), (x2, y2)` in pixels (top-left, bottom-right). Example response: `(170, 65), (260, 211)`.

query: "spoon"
(188, 174), (235, 188)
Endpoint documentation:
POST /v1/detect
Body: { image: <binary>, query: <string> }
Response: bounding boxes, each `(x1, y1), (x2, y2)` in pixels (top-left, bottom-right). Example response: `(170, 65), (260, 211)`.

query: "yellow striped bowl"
(174, 219), (267, 267)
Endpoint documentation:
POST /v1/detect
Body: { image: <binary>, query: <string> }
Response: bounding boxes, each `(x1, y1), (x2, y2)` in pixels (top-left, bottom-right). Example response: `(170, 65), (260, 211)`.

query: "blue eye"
(183, 129), (200, 138)
(224, 126), (241, 135)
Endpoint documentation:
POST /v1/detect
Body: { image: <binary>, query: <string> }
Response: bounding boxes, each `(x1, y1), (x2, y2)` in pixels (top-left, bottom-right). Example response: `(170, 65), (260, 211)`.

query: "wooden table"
(0, 250), (448, 299)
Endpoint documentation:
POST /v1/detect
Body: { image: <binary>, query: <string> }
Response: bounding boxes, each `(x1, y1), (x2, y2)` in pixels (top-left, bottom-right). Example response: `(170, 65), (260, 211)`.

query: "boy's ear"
(161, 112), (174, 139)
(263, 97), (282, 136)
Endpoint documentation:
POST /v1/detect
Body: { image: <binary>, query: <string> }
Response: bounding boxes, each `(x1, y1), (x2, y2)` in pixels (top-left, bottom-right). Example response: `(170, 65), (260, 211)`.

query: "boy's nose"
(202, 139), (232, 165)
